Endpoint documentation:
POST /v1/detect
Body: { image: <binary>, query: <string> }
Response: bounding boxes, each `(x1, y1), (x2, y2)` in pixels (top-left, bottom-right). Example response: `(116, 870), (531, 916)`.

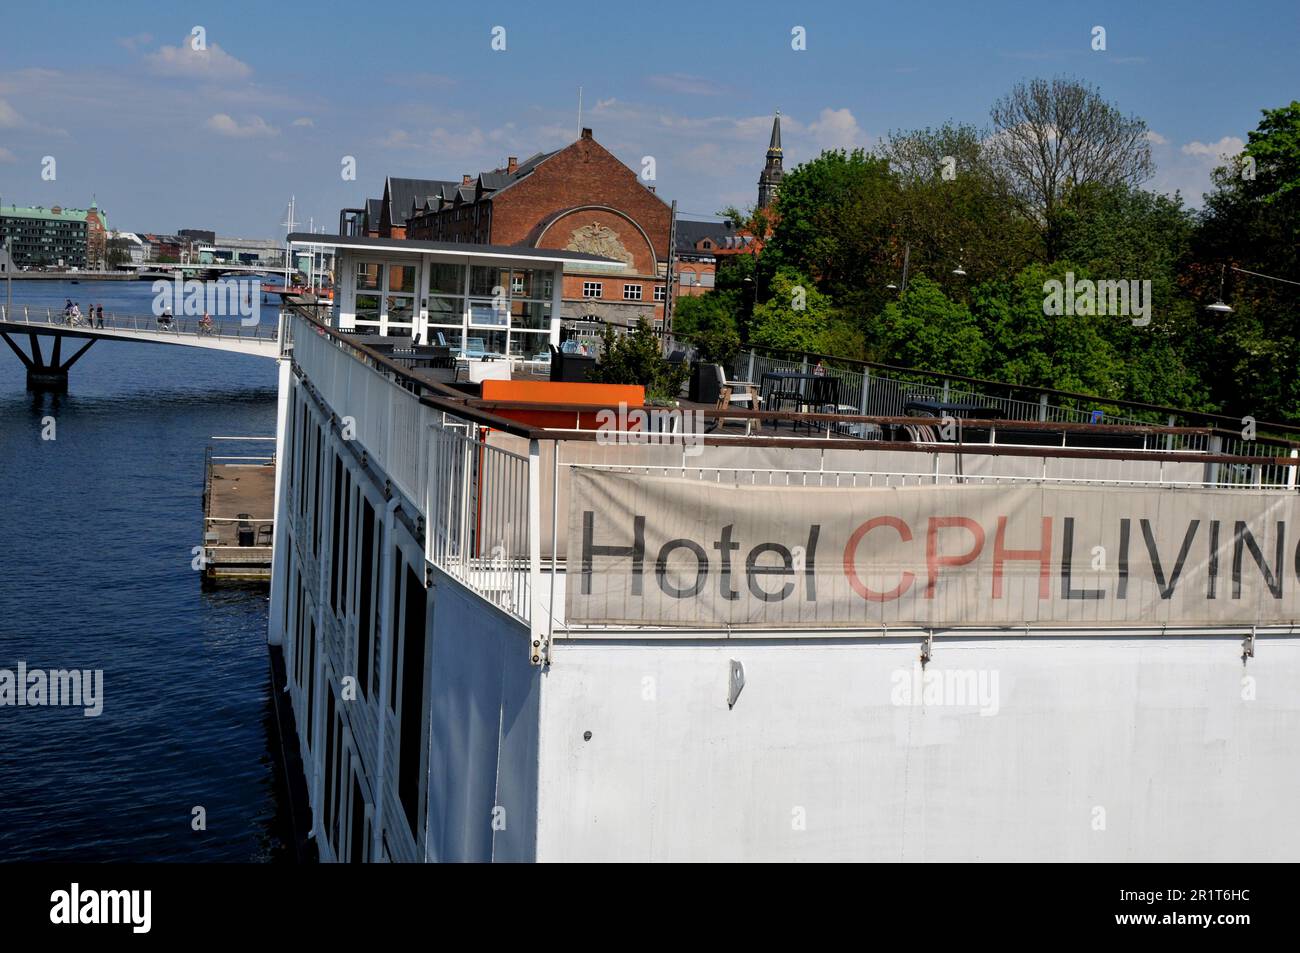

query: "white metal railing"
(426, 425), (532, 623)
(570, 447), (1298, 490)
(293, 313), (535, 628)
(292, 315), (427, 507)
(0, 303), (280, 346)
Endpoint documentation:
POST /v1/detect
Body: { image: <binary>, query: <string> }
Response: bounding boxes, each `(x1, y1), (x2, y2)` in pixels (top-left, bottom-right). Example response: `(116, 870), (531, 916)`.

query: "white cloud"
(803, 107), (867, 151)
(1146, 130), (1169, 146)
(291, 117), (314, 127)
(0, 98), (21, 128)
(646, 73), (723, 96)
(1181, 136), (1245, 160)
(117, 33), (153, 52)
(0, 146), (15, 163)
(145, 37), (252, 80)
(205, 113), (278, 138)
(1147, 135), (1246, 207)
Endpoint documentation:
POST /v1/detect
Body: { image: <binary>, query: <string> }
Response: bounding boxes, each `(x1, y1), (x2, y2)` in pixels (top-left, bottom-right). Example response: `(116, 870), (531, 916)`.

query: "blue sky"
(0, 0), (1295, 237)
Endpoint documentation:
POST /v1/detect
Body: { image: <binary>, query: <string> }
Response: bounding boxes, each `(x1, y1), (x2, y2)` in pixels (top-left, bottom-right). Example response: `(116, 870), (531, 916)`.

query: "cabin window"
(330, 457), (344, 614)
(389, 547), (402, 716)
(323, 682), (338, 852)
(355, 261), (383, 291)
(398, 561), (428, 840)
(349, 771), (367, 863)
(427, 262), (465, 296)
(356, 499), (376, 700)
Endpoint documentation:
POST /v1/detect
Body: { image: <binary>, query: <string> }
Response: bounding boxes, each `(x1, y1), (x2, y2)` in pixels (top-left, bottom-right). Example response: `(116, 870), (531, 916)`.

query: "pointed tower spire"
(757, 109), (784, 209)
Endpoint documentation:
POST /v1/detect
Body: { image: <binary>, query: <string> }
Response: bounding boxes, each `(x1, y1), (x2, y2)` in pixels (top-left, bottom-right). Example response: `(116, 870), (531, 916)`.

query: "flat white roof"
(288, 233), (617, 267)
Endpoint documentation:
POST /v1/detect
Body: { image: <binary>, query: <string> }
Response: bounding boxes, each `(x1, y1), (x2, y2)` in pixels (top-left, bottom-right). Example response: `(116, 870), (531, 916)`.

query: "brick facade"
(406, 129), (672, 326)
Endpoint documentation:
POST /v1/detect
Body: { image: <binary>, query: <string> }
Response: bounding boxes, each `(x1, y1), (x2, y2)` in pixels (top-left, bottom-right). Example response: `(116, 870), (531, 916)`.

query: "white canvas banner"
(566, 469), (1300, 628)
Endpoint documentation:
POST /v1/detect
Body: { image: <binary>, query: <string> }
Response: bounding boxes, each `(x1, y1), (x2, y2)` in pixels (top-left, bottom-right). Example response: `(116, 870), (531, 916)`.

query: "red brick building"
(404, 128), (672, 328)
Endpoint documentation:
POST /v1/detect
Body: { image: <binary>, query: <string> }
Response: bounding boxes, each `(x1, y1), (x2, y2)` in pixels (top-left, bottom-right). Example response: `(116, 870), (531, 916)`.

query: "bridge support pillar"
(1, 331), (95, 392)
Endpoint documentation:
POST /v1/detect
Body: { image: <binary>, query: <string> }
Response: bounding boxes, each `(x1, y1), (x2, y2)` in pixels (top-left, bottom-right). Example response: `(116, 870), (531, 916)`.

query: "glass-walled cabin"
(291, 236), (583, 361)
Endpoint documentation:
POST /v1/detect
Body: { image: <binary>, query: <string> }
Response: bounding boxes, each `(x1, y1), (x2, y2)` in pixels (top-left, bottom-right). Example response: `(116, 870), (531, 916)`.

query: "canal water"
(0, 279), (292, 861)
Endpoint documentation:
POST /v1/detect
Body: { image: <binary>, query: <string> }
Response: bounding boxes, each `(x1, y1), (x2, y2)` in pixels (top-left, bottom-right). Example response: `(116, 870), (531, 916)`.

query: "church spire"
(757, 110), (783, 208)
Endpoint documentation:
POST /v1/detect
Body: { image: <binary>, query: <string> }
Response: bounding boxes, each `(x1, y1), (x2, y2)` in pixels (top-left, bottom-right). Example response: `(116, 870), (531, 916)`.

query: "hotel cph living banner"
(566, 469), (1300, 628)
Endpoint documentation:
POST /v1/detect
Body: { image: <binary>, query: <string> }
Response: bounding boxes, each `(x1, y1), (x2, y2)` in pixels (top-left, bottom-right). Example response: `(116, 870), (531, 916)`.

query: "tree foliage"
(589, 318), (688, 403)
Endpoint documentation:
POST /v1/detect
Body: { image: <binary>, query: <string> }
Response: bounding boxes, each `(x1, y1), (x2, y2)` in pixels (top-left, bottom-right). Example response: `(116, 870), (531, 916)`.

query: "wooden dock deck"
(201, 441), (276, 582)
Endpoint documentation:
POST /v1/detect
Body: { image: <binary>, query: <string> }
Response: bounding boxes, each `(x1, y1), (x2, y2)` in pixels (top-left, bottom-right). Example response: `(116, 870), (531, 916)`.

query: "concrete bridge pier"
(0, 331), (95, 392)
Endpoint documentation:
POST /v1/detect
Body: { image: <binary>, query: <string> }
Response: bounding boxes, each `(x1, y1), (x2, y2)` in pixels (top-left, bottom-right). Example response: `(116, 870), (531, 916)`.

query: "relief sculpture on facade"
(565, 222), (634, 265)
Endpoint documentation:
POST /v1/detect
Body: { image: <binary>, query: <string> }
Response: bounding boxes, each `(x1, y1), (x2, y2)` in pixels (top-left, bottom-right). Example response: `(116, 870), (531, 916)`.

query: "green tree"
(974, 263), (1124, 396)
(1191, 101), (1300, 420)
(588, 318), (688, 403)
(765, 148), (897, 298)
(672, 292), (741, 363)
(748, 268), (834, 353)
(988, 76), (1154, 256)
(870, 276), (989, 377)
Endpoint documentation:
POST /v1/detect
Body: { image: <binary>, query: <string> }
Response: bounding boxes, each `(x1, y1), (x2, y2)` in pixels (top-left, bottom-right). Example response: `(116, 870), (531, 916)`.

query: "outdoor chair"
(712, 385), (759, 436)
(712, 364), (758, 406)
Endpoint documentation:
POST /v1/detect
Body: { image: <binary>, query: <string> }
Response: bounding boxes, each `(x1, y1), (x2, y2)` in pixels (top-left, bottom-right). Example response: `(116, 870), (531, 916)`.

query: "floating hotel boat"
(264, 234), (1300, 862)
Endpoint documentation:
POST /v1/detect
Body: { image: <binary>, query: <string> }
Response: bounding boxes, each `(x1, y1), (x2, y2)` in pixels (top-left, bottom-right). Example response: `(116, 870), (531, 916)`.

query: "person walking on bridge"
(96, 304), (104, 328)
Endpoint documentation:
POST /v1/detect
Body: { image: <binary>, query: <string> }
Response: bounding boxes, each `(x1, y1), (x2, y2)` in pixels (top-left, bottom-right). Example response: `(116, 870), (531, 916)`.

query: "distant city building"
(0, 201), (109, 269)
(107, 231), (148, 268)
(179, 228), (217, 245)
(141, 233), (189, 262)
(672, 219), (760, 298)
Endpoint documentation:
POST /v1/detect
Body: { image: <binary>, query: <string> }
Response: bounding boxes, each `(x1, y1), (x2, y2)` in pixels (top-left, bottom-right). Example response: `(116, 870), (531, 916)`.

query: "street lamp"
(1205, 264), (1233, 314)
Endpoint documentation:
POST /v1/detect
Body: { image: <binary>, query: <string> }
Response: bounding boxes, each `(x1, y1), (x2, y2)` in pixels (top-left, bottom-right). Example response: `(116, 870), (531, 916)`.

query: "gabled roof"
(365, 198), (382, 226)
(675, 218), (740, 254)
(385, 177), (458, 226)
(480, 150), (560, 201)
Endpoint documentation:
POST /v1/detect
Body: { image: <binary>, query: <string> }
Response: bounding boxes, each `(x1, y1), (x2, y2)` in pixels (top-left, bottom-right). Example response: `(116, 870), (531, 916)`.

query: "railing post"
(746, 349), (756, 387)
(1038, 394), (1048, 422)
(527, 438), (546, 666)
(1205, 434), (1222, 486)
(860, 369), (871, 416)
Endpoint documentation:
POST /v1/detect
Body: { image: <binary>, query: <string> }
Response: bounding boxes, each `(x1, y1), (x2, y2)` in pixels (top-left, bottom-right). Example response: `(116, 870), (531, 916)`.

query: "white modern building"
(295, 233), (611, 358)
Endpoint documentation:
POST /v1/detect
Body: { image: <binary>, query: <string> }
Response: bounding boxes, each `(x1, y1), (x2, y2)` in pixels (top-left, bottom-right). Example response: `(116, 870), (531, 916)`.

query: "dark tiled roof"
(675, 218), (739, 254)
(386, 177), (458, 226)
(365, 198), (382, 226)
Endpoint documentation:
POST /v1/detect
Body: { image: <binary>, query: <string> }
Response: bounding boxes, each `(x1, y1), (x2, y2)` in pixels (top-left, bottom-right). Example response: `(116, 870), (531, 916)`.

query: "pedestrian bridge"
(1, 304), (281, 388)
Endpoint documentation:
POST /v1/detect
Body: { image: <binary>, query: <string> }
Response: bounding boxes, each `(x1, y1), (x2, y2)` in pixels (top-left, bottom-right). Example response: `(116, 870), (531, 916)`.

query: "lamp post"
(1205, 264), (1233, 314)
